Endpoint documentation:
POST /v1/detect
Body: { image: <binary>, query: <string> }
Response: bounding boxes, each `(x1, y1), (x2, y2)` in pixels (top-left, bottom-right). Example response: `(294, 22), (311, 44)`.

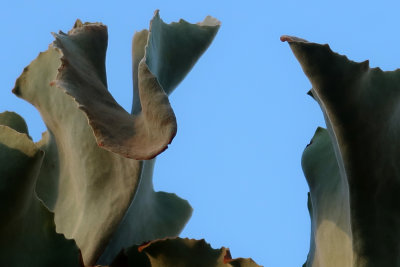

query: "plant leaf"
(13, 12), (219, 265)
(0, 111), (30, 136)
(301, 127), (352, 267)
(97, 159), (192, 264)
(98, 12), (219, 264)
(144, 10), (220, 96)
(131, 10), (220, 110)
(13, 43), (143, 265)
(51, 20), (175, 160)
(283, 35), (400, 266)
(110, 238), (261, 267)
(0, 123), (81, 266)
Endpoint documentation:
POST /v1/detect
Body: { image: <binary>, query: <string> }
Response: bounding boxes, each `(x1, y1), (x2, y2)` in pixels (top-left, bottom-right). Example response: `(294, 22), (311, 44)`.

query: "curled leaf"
(0, 111), (29, 136)
(144, 10), (221, 96)
(14, 42), (143, 265)
(52, 20), (175, 160)
(13, 12), (219, 265)
(99, 12), (219, 264)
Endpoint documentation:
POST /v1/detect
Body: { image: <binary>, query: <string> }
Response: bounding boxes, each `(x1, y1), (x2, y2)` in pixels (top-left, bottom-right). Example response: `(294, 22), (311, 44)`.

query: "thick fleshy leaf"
(13, 12), (218, 264)
(301, 128), (352, 267)
(51, 20), (176, 160)
(143, 10), (220, 96)
(98, 12), (219, 263)
(0, 125), (81, 266)
(13, 45), (143, 265)
(131, 29), (149, 115)
(131, 10), (220, 111)
(0, 111), (29, 136)
(283, 35), (400, 266)
(97, 159), (192, 264)
(110, 238), (261, 267)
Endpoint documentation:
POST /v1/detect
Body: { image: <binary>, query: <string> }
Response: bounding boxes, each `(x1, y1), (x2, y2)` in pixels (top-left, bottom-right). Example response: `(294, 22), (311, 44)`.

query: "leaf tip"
(74, 19), (83, 29)
(12, 85), (20, 96)
(280, 35), (309, 43)
(138, 241), (151, 253)
(198, 16), (221, 27)
(223, 248), (233, 264)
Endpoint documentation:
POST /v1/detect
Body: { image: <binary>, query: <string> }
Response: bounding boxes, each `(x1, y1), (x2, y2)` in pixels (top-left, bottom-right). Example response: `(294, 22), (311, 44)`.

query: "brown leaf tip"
(12, 86), (20, 96)
(138, 241), (151, 252)
(223, 248), (233, 264)
(280, 35), (309, 43)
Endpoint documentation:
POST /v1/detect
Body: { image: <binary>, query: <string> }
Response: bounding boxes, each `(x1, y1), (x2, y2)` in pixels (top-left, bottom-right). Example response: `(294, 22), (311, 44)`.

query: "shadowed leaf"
(0, 125), (81, 266)
(97, 159), (192, 264)
(283, 35), (400, 266)
(13, 12), (218, 265)
(0, 111), (29, 136)
(98, 12), (219, 264)
(144, 10), (221, 96)
(52, 20), (175, 160)
(110, 238), (261, 267)
(13, 42), (143, 265)
(301, 127), (352, 267)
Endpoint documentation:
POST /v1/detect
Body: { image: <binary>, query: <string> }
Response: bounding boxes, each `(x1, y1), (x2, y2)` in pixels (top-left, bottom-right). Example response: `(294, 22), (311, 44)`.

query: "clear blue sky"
(1, 1), (399, 266)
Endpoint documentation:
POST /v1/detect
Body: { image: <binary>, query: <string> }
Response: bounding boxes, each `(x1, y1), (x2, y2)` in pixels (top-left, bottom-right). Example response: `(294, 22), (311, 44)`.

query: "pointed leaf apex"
(74, 19), (83, 28)
(307, 89), (314, 98)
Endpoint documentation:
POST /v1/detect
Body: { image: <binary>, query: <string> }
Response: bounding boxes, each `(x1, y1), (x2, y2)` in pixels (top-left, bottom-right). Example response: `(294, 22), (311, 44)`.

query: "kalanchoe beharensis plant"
(0, 11), (261, 267)
(282, 35), (400, 267)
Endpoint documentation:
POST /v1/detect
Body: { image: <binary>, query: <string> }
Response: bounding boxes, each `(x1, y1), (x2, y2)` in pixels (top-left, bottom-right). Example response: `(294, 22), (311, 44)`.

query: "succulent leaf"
(99, 12), (219, 264)
(0, 122), (81, 266)
(12, 12), (219, 265)
(13, 38), (144, 265)
(110, 238), (261, 267)
(0, 111), (30, 136)
(144, 10), (221, 96)
(301, 127), (352, 267)
(52, 20), (175, 160)
(97, 159), (192, 264)
(283, 35), (400, 266)
(131, 10), (220, 110)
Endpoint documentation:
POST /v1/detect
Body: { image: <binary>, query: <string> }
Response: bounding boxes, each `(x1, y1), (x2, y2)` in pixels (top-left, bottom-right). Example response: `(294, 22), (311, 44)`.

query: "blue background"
(1, 1), (399, 266)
